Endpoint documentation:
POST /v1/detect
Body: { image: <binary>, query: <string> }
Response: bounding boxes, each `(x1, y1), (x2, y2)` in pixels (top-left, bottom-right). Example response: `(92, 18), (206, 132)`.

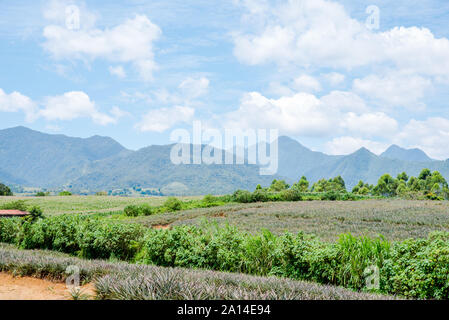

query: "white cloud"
(323, 72), (345, 86)
(341, 112), (398, 138)
(40, 91), (117, 125)
(292, 74), (322, 92)
(325, 137), (389, 155)
(178, 77), (210, 100)
(109, 65), (126, 79)
(110, 106), (130, 119)
(233, 0), (449, 80)
(353, 72), (432, 110)
(396, 117), (449, 160)
(320, 91), (367, 113)
(43, 14), (161, 81)
(0, 89), (37, 122)
(223, 92), (334, 137)
(136, 106), (195, 132)
(221, 88), (399, 141)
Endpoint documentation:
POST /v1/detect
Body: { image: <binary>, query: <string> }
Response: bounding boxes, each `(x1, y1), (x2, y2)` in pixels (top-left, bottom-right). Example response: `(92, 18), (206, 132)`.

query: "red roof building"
(0, 210), (30, 217)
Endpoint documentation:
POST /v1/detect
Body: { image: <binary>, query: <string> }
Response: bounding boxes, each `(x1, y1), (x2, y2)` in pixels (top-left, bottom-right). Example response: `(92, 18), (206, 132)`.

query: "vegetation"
(35, 191), (50, 197)
(1, 212), (448, 299)
(0, 244), (392, 300)
(0, 182), (13, 196)
(132, 200), (449, 241)
(58, 191), (72, 196)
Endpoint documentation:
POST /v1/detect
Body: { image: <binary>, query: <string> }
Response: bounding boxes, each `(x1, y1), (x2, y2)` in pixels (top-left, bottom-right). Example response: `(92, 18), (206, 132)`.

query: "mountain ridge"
(0, 126), (448, 194)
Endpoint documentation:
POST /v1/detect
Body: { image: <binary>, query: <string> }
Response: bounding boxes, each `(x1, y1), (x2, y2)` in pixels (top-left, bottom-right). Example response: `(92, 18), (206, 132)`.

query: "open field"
(2, 196), (449, 241)
(0, 244), (395, 300)
(122, 199), (449, 241)
(0, 196), (199, 216)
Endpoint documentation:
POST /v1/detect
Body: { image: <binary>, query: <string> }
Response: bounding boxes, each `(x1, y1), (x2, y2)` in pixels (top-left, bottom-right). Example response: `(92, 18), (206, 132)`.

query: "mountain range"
(0, 126), (448, 195)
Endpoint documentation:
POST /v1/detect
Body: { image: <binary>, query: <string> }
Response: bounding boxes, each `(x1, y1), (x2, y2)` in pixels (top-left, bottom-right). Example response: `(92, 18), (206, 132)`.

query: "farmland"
(1, 195), (449, 300)
(119, 199), (449, 241)
(0, 196), (197, 216)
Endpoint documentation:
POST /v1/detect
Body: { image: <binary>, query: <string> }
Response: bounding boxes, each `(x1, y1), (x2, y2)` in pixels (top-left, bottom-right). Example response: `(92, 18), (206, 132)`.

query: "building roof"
(0, 210), (30, 217)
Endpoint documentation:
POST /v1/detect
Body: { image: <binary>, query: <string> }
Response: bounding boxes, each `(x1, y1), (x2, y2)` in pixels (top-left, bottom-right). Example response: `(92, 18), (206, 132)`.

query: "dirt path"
(0, 273), (95, 300)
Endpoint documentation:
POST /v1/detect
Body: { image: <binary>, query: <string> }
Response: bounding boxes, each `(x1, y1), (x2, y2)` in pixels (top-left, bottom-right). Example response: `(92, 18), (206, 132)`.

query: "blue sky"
(1, 0), (449, 159)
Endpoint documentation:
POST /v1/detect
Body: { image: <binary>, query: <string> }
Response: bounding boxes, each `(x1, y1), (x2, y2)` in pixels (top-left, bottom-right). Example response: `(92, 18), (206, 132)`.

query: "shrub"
(202, 194), (217, 206)
(279, 189), (302, 202)
(252, 190), (270, 202)
(0, 200), (28, 211)
(59, 191), (72, 196)
(35, 191), (50, 197)
(164, 197), (183, 211)
(140, 204), (154, 216)
(124, 205), (140, 217)
(320, 191), (339, 201)
(0, 218), (21, 244)
(232, 190), (254, 203)
(381, 232), (449, 299)
(0, 183), (13, 196)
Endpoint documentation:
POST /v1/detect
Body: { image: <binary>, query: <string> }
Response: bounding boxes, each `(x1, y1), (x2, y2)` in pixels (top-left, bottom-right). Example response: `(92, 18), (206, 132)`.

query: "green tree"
(0, 183), (13, 196)
(293, 176), (309, 192)
(418, 168), (432, 181)
(397, 172), (409, 183)
(269, 179), (290, 192)
(375, 174), (398, 196)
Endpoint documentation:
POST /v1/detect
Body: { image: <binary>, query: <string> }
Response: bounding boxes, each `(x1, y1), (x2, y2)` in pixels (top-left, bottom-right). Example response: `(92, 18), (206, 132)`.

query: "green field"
(3, 196), (449, 242)
(1, 195), (449, 300)
(0, 195), (198, 216)
(121, 199), (449, 241)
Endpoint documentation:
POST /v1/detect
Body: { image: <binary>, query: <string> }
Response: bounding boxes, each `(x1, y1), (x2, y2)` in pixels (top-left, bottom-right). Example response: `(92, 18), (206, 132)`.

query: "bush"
(0, 218), (21, 244)
(202, 194), (217, 206)
(124, 205), (140, 217)
(59, 191), (72, 196)
(279, 189), (303, 202)
(0, 200), (28, 211)
(164, 197), (183, 211)
(252, 190), (270, 202)
(35, 192), (49, 197)
(140, 204), (154, 216)
(320, 191), (339, 201)
(232, 190), (254, 203)
(0, 183), (13, 196)
(381, 232), (449, 299)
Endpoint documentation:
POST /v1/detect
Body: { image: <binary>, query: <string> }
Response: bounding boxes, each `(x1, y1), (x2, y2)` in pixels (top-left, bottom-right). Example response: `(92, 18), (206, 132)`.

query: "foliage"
(0, 200), (28, 211)
(59, 191), (72, 196)
(1, 211), (449, 299)
(36, 191), (50, 197)
(0, 183), (13, 196)
(269, 179), (290, 192)
(163, 197), (183, 212)
(0, 244), (392, 300)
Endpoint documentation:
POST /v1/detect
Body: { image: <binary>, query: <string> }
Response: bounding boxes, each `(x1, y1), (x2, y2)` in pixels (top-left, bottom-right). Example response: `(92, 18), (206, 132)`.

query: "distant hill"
(0, 127), (275, 195)
(1, 126), (449, 194)
(69, 143), (275, 195)
(0, 126), (130, 188)
(380, 145), (434, 162)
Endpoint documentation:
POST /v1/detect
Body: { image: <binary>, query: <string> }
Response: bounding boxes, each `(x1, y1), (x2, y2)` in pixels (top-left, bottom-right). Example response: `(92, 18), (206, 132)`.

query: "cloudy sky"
(1, 0), (449, 159)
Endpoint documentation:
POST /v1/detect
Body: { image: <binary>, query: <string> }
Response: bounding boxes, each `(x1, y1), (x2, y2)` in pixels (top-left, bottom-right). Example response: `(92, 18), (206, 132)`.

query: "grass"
(2, 196), (448, 242)
(125, 199), (449, 242)
(0, 244), (396, 300)
(0, 195), (200, 216)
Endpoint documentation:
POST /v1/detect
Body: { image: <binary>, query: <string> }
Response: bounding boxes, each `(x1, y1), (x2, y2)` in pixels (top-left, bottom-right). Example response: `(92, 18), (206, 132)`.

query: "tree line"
(258, 168), (449, 201)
